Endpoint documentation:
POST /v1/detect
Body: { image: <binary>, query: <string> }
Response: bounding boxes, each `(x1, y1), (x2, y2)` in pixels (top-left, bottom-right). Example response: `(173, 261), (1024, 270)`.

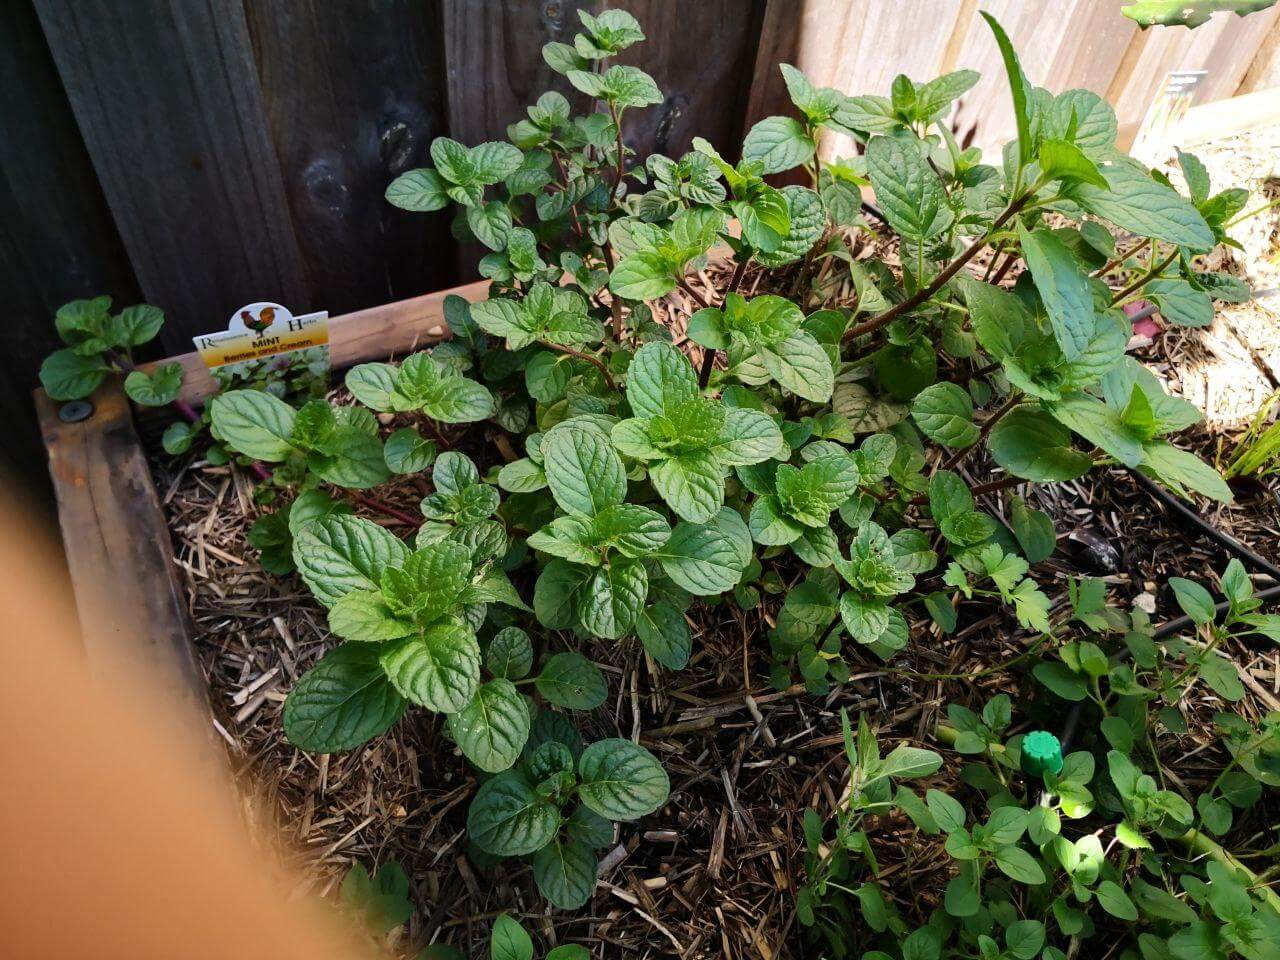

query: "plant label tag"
(193, 302), (330, 391)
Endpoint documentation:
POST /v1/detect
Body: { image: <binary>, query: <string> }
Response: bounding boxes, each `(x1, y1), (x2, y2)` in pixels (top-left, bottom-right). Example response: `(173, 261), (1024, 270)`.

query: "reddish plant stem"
(677, 277), (710, 310)
(1111, 249), (1178, 305)
(940, 394), (1021, 472)
(989, 251), (1019, 286)
(840, 195), (1029, 345)
(602, 243), (624, 341)
(546, 342), (618, 392)
(910, 473), (1023, 506)
(1091, 237), (1147, 278)
(697, 256), (748, 389)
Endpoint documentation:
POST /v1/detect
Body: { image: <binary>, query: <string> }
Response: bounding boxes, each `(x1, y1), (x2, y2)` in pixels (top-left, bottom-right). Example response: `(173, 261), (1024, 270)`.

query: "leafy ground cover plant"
(798, 565), (1280, 959)
(51, 3), (1274, 926)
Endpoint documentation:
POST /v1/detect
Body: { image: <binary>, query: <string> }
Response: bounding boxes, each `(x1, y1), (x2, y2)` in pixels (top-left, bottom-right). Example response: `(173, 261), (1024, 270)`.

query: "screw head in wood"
(58, 400), (93, 423)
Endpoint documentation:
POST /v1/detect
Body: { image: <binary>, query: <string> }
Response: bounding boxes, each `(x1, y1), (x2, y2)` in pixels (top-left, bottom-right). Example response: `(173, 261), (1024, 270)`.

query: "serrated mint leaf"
(209, 389), (298, 461)
(577, 559), (648, 639)
(990, 406), (1092, 481)
(626, 341), (699, 419)
(543, 422), (628, 517)
(866, 135), (951, 242)
(1072, 158), (1214, 251)
(635, 601), (691, 670)
(741, 115), (815, 175)
(656, 507), (752, 596)
(753, 186), (825, 268)
(1146, 278), (1213, 328)
(535, 652), (608, 709)
(485, 627), (534, 680)
(283, 644), (406, 752)
(345, 362), (399, 411)
(378, 619), (481, 713)
(385, 168), (449, 212)
(592, 503), (670, 557)
(467, 771), (559, 856)
(757, 330), (834, 402)
(531, 838), (597, 910)
(577, 738), (670, 820)
(533, 559), (592, 630)
(1018, 225), (1095, 361)
(447, 679), (530, 772)
(328, 589), (414, 643)
(123, 362), (182, 407)
(383, 427), (437, 474)
(650, 451), (725, 523)
(293, 515), (411, 607)
(911, 382), (979, 448)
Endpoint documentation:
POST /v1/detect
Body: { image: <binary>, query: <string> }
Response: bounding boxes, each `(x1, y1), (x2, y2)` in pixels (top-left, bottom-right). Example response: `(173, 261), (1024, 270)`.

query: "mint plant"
(467, 727), (668, 908)
(66, 3), (1277, 923)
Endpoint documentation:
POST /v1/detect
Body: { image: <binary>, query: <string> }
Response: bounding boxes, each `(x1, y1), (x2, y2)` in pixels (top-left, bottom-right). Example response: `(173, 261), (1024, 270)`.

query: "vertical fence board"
(1239, 17), (1280, 93)
(33, 0), (309, 350)
(614, 0), (766, 158)
(244, 0), (454, 313)
(0, 0), (142, 493)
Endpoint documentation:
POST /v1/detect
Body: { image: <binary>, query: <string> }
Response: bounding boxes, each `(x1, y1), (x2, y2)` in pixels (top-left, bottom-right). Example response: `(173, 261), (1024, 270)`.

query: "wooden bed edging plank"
(35, 380), (221, 760)
(140, 279), (491, 411)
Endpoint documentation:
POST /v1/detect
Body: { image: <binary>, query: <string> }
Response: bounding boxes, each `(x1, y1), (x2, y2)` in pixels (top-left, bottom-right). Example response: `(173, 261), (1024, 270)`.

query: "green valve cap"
(1021, 730), (1064, 778)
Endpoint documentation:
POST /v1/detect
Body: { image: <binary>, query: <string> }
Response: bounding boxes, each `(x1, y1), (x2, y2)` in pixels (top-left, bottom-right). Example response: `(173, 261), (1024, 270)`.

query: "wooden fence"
(4, 0), (1280, 492)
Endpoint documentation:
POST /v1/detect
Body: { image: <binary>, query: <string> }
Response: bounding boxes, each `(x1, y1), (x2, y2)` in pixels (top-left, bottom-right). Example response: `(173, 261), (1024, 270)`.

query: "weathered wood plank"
(33, 0), (309, 351)
(243, 0), (455, 312)
(0, 0), (141, 492)
(139, 279), (491, 410)
(34, 383), (218, 757)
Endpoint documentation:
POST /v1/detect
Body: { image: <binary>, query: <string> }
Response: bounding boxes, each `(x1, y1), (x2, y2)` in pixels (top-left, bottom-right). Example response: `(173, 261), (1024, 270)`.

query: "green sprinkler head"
(1020, 730), (1064, 778)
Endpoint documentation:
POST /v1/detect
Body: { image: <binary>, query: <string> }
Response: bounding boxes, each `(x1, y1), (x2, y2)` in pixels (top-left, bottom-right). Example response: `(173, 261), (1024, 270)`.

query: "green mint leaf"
(1071, 158), (1214, 250)
(378, 619), (481, 713)
(981, 12), (1033, 168)
(577, 559), (648, 639)
(636, 601), (692, 670)
(467, 771), (559, 856)
(345, 362), (399, 411)
(758, 331), (834, 402)
(543, 422), (628, 517)
(485, 627), (534, 681)
(328, 589), (414, 643)
(383, 427), (437, 474)
(531, 838), (597, 910)
(385, 168), (449, 212)
(911, 382), (979, 448)
(741, 116), (815, 175)
(753, 186), (825, 268)
(208, 389), (297, 461)
(626, 341), (699, 419)
(1146, 278), (1214, 327)
(447, 679), (530, 772)
(655, 507), (753, 596)
(990, 406), (1093, 481)
(1018, 225), (1096, 361)
(577, 738), (670, 821)
(293, 515), (412, 607)
(123, 362), (182, 407)
(1038, 138), (1108, 188)
(650, 451), (726, 523)
(866, 136), (951, 242)
(283, 643), (407, 752)
(535, 652), (608, 709)
(533, 559), (593, 631)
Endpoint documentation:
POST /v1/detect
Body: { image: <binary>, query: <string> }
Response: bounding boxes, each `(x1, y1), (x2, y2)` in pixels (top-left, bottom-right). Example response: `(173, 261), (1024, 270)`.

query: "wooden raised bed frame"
(35, 280), (488, 761)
